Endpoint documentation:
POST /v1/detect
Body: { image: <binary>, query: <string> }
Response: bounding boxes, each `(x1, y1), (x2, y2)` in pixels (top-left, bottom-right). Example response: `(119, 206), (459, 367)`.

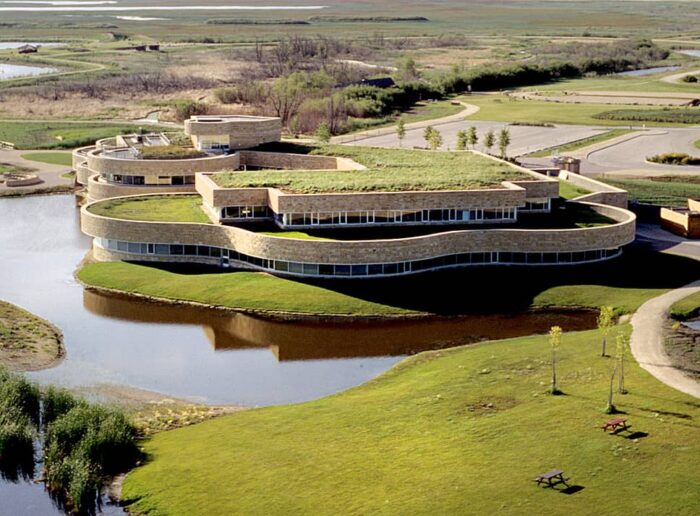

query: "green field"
(19, 152), (73, 167)
(603, 176), (700, 208)
(464, 95), (691, 127)
(522, 70), (700, 95)
(88, 195), (211, 224)
(0, 122), (161, 150)
(122, 325), (700, 514)
(694, 139), (700, 150)
(670, 292), (700, 321)
(215, 146), (527, 193)
(77, 244), (699, 316)
(529, 129), (634, 158)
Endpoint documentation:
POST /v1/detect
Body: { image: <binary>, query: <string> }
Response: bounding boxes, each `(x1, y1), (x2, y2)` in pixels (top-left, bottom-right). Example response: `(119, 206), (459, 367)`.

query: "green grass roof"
(213, 145), (531, 194)
(87, 195), (211, 224)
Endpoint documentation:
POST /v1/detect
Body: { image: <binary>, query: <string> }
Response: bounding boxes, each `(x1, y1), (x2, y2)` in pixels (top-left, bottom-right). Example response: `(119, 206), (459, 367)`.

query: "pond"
(0, 42), (63, 50)
(678, 50), (700, 58)
(0, 63), (58, 80)
(615, 66), (681, 77)
(0, 194), (597, 514)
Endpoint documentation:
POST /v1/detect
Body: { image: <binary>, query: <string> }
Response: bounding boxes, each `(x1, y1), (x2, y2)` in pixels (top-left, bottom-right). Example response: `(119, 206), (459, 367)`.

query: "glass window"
(351, 264), (368, 276)
(127, 242), (141, 254)
(303, 264), (319, 275)
(170, 245), (184, 255)
(274, 261), (289, 272)
(368, 264), (383, 276)
(319, 264), (334, 276)
(184, 245), (197, 256)
(335, 265), (351, 276)
(288, 262), (303, 274)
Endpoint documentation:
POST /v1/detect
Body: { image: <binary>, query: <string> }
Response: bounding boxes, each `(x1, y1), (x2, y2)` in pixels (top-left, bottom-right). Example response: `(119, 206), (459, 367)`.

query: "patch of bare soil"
(0, 300), (64, 372)
(664, 318), (700, 379)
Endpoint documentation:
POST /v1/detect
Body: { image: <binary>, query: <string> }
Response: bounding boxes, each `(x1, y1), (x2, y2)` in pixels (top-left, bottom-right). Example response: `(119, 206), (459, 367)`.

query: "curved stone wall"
(81, 194), (636, 277)
(185, 116), (281, 151)
(86, 175), (197, 202)
(86, 148), (240, 177)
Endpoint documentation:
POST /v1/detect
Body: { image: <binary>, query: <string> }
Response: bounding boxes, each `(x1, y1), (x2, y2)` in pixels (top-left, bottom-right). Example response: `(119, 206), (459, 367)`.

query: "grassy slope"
(122, 326), (700, 515)
(88, 195), (211, 224)
(604, 177), (700, 208)
(558, 180), (591, 200)
(77, 245), (699, 316)
(19, 151), (72, 166)
(464, 95), (690, 127)
(694, 139), (700, 150)
(670, 291), (700, 320)
(77, 263), (413, 316)
(522, 71), (700, 95)
(214, 147), (527, 193)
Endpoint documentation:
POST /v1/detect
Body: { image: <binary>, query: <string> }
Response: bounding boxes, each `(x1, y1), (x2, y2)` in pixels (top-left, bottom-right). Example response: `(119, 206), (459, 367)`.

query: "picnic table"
(601, 418), (630, 433)
(534, 469), (570, 488)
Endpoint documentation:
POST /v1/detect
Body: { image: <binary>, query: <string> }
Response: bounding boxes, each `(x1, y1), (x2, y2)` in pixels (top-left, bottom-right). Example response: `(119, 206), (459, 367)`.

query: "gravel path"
(631, 280), (700, 399)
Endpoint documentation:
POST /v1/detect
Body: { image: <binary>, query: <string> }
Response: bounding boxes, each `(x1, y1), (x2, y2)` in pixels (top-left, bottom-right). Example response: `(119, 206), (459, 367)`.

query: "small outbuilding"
(18, 44), (38, 54)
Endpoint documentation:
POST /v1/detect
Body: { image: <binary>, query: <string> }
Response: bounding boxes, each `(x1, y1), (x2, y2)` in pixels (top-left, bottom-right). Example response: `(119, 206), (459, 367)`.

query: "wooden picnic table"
(534, 469), (570, 488)
(602, 418), (630, 433)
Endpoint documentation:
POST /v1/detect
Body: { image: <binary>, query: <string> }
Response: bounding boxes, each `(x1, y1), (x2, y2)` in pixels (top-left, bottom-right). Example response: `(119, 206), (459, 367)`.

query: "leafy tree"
(466, 126), (478, 149)
(597, 306), (615, 357)
(616, 332), (630, 394)
(269, 71), (332, 127)
(549, 326), (563, 395)
(498, 127), (511, 158)
(428, 128), (443, 150)
(484, 129), (495, 154)
(456, 129), (468, 151)
(314, 121), (331, 143)
(396, 119), (406, 147)
(397, 57), (419, 81)
(423, 126), (436, 148)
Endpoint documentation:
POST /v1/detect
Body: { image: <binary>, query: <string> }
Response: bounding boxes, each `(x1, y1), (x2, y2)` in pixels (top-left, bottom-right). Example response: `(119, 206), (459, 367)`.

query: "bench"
(601, 418), (630, 433)
(534, 469), (570, 488)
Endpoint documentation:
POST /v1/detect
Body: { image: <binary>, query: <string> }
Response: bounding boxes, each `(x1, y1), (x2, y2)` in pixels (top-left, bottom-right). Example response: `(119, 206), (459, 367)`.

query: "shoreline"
(0, 300), (66, 372)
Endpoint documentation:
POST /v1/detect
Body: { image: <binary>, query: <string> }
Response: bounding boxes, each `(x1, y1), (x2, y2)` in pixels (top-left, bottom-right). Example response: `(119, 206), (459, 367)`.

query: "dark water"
(0, 194), (597, 514)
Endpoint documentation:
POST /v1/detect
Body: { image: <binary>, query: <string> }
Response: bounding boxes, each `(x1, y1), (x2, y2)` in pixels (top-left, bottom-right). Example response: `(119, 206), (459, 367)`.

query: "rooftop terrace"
(213, 146), (531, 194)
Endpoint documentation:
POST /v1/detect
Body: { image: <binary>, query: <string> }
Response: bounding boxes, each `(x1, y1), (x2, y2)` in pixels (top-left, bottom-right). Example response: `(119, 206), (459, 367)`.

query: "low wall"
(86, 175), (196, 202)
(239, 151), (349, 171)
(660, 204), (700, 238)
(82, 195), (636, 267)
(185, 116), (282, 151)
(4, 174), (42, 187)
(559, 171), (628, 209)
(86, 149), (240, 177)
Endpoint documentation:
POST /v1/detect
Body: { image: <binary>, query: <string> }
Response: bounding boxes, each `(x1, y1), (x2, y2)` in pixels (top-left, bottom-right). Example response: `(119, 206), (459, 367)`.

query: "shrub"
(593, 109), (700, 125)
(0, 368), (41, 426)
(647, 153), (700, 165)
(681, 75), (698, 83)
(172, 100), (207, 122)
(0, 412), (35, 467)
(43, 387), (82, 427)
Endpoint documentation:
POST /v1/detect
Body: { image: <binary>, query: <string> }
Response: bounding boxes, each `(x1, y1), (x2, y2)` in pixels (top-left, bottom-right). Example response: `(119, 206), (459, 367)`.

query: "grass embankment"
(139, 145), (206, 160)
(0, 301), (63, 371)
(521, 72), (700, 95)
(603, 176), (700, 208)
(0, 122), (168, 150)
(77, 245), (699, 316)
(464, 95), (690, 127)
(694, 139), (700, 150)
(122, 326), (700, 514)
(529, 129), (634, 158)
(558, 180), (591, 200)
(88, 195), (211, 224)
(258, 231), (332, 241)
(347, 99), (465, 133)
(19, 152), (72, 167)
(670, 292), (700, 321)
(594, 108), (700, 125)
(214, 146), (528, 193)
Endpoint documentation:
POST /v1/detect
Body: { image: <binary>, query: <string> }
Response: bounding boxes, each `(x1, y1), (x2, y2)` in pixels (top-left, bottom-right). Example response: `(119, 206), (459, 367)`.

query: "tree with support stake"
(466, 126), (478, 149)
(396, 119), (406, 147)
(484, 129), (495, 155)
(456, 130), (468, 151)
(616, 332), (630, 395)
(549, 326), (563, 395)
(597, 306), (614, 357)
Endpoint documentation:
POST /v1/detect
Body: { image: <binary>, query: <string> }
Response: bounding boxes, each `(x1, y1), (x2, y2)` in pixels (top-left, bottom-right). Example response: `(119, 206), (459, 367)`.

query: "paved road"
(631, 280), (700, 399)
(0, 148), (73, 194)
(347, 119), (607, 157)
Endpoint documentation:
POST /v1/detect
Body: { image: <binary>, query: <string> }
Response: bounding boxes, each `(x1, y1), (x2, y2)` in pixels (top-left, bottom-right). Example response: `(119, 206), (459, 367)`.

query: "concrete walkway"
(630, 280), (700, 399)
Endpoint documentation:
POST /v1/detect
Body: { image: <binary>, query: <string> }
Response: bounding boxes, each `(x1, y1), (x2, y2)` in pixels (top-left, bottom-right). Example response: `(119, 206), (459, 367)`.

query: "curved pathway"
(630, 280), (700, 399)
(331, 101), (480, 144)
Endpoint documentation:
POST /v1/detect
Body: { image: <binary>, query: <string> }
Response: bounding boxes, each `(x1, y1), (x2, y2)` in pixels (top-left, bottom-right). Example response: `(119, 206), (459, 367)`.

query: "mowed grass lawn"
(604, 176), (700, 208)
(122, 326), (700, 515)
(464, 95), (689, 127)
(670, 291), (700, 320)
(20, 151), (73, 166)
(0, 122), (169, 150)
(88, 195), (211, 224)
(77, 244), (699, 316)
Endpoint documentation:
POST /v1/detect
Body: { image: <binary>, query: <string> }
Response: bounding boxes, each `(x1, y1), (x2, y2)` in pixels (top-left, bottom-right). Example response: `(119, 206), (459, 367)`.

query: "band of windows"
(102, 173), (196, 186)
(95, 238), (622, 278)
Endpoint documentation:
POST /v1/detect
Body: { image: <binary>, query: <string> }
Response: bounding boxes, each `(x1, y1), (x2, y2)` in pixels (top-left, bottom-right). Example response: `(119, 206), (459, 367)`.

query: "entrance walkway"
(630, 280), (700, 399)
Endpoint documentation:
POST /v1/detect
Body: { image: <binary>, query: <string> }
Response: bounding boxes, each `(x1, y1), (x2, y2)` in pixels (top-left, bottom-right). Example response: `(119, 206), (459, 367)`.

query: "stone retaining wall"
(86, 148), (240, 177)
(82, 195), (636, 266)
(87, 175), (196, 202)
(185, 116), (282, 151)
(559, 171), (628, 209)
